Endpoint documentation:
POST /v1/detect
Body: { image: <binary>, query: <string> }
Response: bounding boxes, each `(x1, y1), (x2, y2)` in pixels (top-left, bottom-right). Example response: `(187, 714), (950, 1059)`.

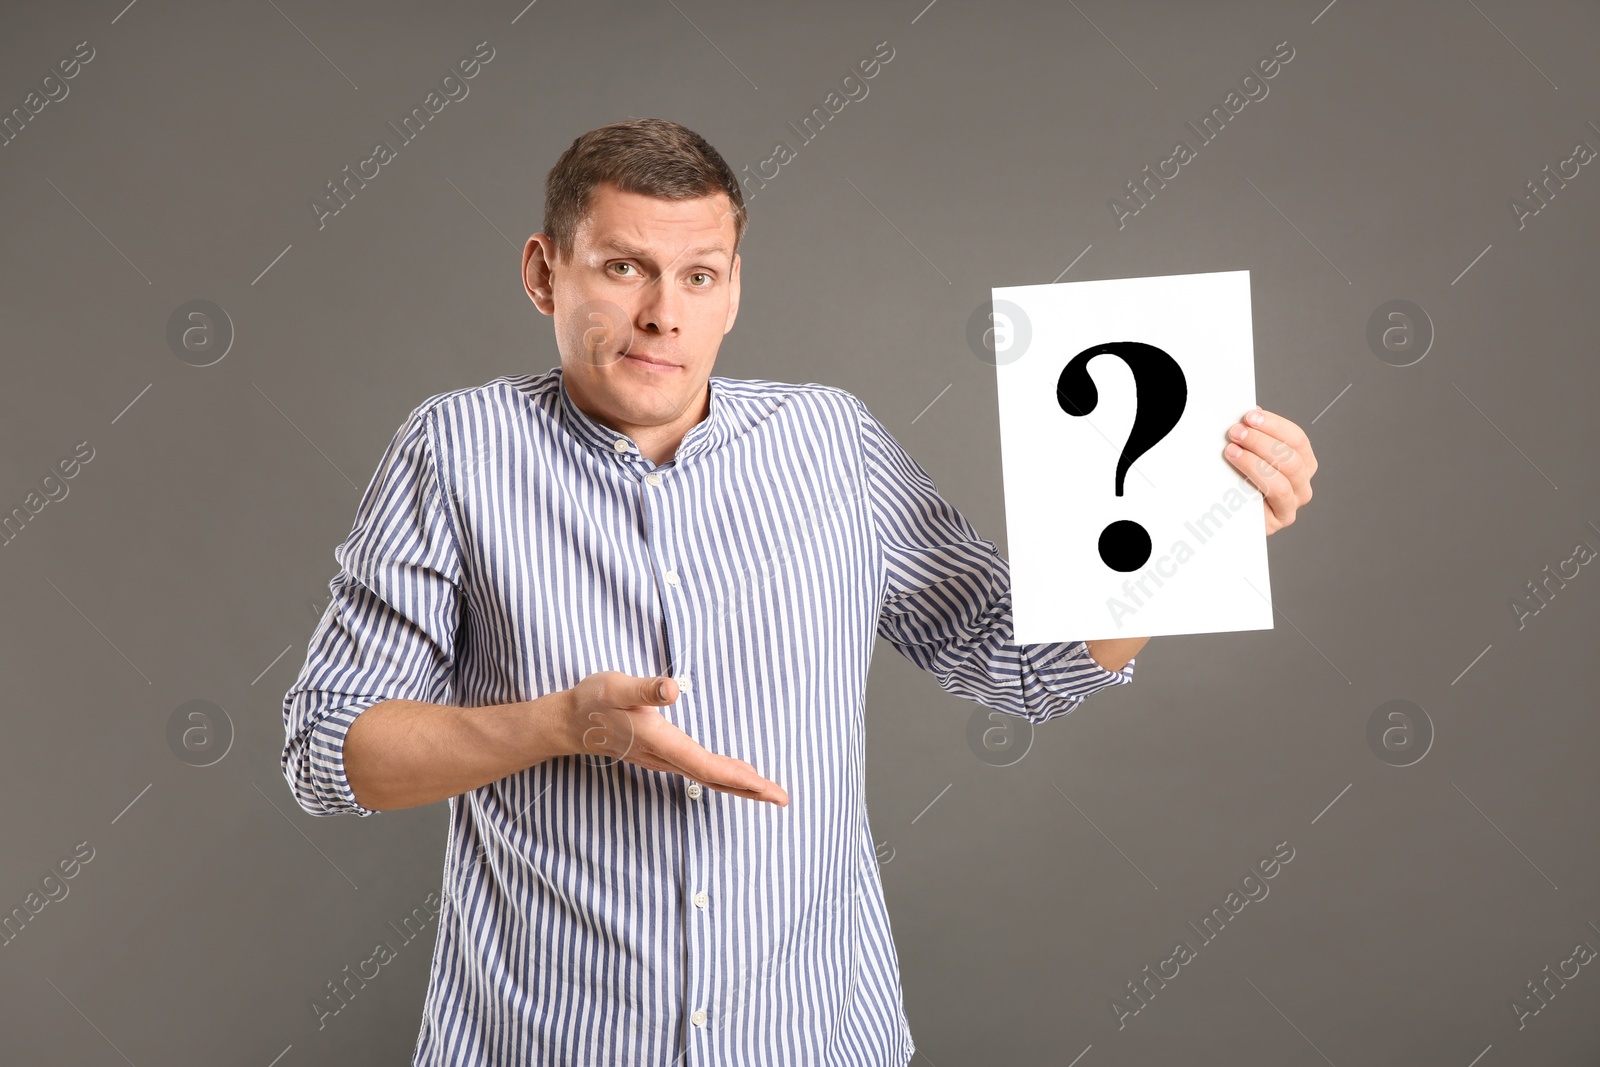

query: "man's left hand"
(1225, 407), (1318, 535)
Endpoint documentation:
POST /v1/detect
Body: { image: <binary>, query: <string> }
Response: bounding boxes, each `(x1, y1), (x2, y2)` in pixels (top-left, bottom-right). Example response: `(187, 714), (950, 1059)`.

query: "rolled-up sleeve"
(853, 394), (1133, 724)
(281, 401), (465, 816)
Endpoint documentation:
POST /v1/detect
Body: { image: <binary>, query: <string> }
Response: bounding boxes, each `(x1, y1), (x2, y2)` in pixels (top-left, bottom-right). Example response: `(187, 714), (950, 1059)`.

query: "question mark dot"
(1099, 520), (1152, 572)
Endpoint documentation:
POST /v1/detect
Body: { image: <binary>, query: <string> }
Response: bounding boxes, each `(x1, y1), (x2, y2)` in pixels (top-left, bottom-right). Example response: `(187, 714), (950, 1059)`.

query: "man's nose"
(635, 274), (682, 336)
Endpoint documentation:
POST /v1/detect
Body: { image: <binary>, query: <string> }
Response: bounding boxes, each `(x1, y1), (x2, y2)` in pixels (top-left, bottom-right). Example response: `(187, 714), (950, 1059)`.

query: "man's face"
(524, 181), (741, 436)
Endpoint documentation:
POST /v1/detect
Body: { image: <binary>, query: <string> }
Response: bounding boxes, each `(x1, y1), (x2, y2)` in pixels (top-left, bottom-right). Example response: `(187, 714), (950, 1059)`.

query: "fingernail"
(1229, 424), (1248, 441)
(1246, 409), (1264, 426)
(1226, 443), (1243, 459)
(657, 679), (669, 700)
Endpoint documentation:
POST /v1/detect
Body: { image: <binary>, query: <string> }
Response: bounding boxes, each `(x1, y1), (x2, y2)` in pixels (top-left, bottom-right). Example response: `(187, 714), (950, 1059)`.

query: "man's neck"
(634, 426), (686, 466)
(586, 381), (710, 466)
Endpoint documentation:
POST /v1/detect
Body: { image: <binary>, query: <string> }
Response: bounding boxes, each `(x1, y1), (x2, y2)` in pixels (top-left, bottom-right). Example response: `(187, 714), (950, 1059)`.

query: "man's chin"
(570, 361), (708, 424)
(615, 384), (701, 422)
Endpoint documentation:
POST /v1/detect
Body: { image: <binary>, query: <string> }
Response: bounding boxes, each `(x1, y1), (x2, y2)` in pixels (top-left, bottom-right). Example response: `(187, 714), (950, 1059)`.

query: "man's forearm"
(1086, 636), (1148, 673)
(343, 690), (576, 812)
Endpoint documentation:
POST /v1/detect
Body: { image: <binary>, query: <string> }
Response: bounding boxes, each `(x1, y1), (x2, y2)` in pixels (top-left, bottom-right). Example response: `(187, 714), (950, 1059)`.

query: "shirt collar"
(554, 365), (731, 469)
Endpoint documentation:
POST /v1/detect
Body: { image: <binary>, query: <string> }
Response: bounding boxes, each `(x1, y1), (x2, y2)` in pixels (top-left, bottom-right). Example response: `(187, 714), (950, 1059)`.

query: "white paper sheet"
(990, 269), (1273, 642)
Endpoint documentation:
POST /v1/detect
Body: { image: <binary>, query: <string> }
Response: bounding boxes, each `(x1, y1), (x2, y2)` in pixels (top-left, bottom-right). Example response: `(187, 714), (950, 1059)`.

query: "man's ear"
(524, 235), (556, 315)
(724, 251), (741, 335)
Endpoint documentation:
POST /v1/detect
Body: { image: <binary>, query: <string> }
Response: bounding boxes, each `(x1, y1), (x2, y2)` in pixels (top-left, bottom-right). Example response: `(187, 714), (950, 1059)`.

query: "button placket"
(639, 454), (712, 1043)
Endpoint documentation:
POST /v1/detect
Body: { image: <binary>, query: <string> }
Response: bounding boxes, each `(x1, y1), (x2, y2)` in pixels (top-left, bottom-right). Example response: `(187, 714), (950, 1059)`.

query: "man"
(281, 118), (1316, 1066)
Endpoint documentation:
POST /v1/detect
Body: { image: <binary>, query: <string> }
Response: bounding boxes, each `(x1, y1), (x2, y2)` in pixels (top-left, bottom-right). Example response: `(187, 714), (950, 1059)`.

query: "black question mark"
(1056, 342), (1188, 572)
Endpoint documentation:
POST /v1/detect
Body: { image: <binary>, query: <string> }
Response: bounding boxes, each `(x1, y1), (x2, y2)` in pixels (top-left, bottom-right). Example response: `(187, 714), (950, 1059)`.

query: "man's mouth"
(623, 351), (680, 371)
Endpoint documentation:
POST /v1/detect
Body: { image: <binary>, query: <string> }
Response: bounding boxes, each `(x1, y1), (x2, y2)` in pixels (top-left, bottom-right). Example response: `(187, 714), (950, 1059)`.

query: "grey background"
(2, 0), (1597, 1063)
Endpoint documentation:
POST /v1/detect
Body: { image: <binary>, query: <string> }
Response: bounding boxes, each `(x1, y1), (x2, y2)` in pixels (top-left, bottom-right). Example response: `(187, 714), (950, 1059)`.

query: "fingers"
(593, 672), (789, 806)
(1226, 446), (1297, 532)
(601, 675), (678, 710)
(646, 729), (789, 807)
(1249, 407), (1317, 475)
(680, 773), (785, 805)
(703, 757), (790, 807)
(627, 674), (675, 707)
(1224, 407), (1315, 533)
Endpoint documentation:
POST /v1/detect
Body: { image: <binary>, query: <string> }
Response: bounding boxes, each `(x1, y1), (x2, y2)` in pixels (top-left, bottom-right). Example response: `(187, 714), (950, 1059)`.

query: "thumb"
(644, 675), (673, 704)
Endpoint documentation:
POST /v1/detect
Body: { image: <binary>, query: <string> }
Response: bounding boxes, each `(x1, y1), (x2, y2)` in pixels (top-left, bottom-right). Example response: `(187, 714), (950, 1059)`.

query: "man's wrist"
(523, 688), (579, 764)
(1086, 636), (1148, 673)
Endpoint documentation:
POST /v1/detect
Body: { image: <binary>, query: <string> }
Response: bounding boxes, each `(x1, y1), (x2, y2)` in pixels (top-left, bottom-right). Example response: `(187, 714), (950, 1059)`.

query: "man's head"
(524, 119), (746, 454)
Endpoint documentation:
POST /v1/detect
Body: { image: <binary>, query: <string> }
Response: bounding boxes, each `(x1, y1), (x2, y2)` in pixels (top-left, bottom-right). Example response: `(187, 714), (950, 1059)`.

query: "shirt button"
(676, 674), (692, 693)
(694, 890), (708, 909)
(644, 472), (662, 487)
(663, 570), (680, 587)
(691, 1008), (707, 1027)
(686, 781), (702, 799)
(612, 437), (630, 453)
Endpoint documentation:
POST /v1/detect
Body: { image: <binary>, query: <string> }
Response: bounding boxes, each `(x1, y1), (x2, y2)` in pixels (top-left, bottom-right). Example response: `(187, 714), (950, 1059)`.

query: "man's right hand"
(562, 671), (790, 807)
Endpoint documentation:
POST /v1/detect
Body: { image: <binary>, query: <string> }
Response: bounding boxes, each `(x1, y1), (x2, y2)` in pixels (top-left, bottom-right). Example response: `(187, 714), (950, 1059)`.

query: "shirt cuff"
(286, 696), (386, 817)
(1028, 640), (1136, 702)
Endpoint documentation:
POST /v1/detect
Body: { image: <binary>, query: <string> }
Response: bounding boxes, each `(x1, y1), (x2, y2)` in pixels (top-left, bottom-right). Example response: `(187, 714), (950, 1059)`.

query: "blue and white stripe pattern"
(281, 366), (1135, 1066)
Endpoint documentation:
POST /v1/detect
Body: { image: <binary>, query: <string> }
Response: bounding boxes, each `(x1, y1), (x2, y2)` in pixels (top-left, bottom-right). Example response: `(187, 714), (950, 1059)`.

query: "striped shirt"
(281, 365), (1135, 1066)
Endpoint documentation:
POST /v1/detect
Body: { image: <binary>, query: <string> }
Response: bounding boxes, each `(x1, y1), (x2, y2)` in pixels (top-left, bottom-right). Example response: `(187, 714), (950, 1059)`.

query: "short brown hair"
(542, 117), (748, 264)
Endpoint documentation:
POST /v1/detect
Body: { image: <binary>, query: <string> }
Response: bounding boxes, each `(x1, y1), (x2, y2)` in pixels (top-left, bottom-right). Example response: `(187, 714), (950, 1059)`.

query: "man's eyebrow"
(598, 239), (731, 263)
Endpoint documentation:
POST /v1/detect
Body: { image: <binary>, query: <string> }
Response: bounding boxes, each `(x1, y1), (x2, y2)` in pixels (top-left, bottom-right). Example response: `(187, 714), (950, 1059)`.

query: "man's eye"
(610, 263), (635, 276)
(690, 273), (711, 286)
